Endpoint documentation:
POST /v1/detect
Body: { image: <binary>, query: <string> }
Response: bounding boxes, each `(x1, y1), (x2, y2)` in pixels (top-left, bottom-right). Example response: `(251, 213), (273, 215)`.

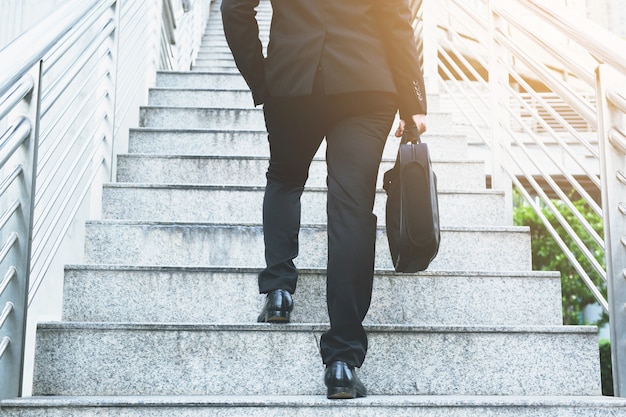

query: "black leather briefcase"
(383, 125), (440, 272)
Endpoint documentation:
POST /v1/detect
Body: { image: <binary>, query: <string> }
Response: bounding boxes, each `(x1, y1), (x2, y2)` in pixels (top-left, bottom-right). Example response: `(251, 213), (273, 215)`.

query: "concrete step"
(200, 42), (231, 49)
(155, 71), (248, 89)
(196, 43), (258, 52)
(203, 24), (272, 30)
(207, 21), (271, 27)
(193, 45), (234, 54)
(192, 57), (236, 66)
(152, 71), (445, 112)
(101, 184), (505, 227)
(196, 51), (236, 60)
(127, 128), (469, 160)
(148, 88), (253, 108)
(202, 28), (271, 35)
(205, 18), (272, 26)
(150, 73), (445, 114)
(31, 322), (599, 396)
(191, 65), (240, 73)
(4, 395), (626, 417)
(62, 266), (562, 326)
(204, 19), (272, 26)
(190, 56), (235, 65)
(139, 106), (272, 130)
(194, 51), (234, 60)
(146, 88), (441, 112)
(198, 39), (232, 45)
(196, 44), (264, 54)
(138, 106), (455, 134)
(115, 154), (487, 190)
(200, 38), (268, 46)
(83, 221), (531, 271)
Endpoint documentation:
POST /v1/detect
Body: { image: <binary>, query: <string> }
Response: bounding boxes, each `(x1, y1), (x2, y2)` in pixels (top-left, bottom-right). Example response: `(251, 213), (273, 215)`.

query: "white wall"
(0, 0), (68, 50)
(586, 0), (626, 37)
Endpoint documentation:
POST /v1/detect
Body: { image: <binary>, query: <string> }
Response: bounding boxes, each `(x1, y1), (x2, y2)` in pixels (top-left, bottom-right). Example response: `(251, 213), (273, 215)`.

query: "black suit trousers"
(258, 79), (396, 367)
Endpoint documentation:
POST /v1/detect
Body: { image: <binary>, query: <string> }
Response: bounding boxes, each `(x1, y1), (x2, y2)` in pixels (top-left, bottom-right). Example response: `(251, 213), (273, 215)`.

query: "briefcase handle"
(401, 124), (421, 145)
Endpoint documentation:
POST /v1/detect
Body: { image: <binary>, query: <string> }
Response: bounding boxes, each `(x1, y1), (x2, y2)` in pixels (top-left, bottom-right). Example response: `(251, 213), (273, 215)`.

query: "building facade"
(0, 0), (66, 50)
(586, 0), (626, 37)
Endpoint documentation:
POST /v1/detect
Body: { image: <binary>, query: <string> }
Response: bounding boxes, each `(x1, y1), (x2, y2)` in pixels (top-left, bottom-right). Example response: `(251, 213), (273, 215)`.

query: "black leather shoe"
(324, 361), (367, 399)
(257, 289), (293, 323)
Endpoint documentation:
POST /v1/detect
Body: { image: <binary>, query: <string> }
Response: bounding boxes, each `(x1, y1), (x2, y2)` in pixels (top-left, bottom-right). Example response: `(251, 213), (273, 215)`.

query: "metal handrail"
(497, 8), (595, 88)
(521, 0), (626, 72)
(0, 0), (110, 98)
(0, 118), (32, 166)
(0, 77), (34, 121)
(493, 27), (598, 128)
(0, 0), (210, 401)
(609, 91), (626, 114)
(412, 0), (626, 396)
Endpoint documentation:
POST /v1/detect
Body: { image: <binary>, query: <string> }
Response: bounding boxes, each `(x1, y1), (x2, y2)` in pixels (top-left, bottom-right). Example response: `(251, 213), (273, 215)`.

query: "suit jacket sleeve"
(221, 0), (268, 105)
(373, 0), (427, 120)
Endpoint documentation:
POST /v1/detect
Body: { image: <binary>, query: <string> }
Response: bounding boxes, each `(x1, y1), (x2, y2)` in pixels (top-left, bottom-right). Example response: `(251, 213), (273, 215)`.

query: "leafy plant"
(512, 194), (608, 326)
(600, 339), (614, 396)
(513, 193), (613, 395)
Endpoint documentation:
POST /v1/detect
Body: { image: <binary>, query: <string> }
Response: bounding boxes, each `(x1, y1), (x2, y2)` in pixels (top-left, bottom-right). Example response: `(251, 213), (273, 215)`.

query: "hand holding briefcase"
(383, 125), (440, 272)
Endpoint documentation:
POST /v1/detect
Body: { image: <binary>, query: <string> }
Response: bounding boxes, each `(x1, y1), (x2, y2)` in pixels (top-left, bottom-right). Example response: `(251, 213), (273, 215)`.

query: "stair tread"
(102, 182), (501, 195)
(128, 126), (467, 137)
(83, 222), (531, 271)
(116, 152), (485, 164)
(29, 321), (600, 397)
(156, 70), (244, 75)
(85, 219), (527, 231)
(140, 104), (452, 114)
(64, 264), (557, 277)
(61, 264), (562, 325)
(150, 87), (251, 92)
(37, 321), (595, 334)
(124, 128), (470, 159)
(4, 395), (625, 408)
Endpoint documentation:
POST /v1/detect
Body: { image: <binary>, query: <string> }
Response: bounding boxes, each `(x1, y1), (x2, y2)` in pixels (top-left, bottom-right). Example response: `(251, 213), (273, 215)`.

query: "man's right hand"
(394, 114), (427, 138)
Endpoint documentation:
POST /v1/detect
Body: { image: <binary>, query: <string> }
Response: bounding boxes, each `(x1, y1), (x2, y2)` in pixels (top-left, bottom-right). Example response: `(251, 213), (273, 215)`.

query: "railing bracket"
(0, 336), (11, 360)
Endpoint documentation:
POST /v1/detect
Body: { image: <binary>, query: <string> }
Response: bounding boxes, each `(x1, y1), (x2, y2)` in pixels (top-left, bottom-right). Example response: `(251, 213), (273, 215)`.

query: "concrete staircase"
(3, 0), (626, 415)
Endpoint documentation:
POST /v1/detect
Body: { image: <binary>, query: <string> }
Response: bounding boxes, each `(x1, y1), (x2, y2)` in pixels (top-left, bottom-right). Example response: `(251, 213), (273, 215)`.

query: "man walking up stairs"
(220, 0), (429, 400)
(3, 0), (626, 415)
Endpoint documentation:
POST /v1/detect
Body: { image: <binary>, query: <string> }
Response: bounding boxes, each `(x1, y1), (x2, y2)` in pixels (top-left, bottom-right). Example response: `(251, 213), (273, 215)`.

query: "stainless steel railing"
(0, 0), (210, 400)
(411, 0), (626, 396)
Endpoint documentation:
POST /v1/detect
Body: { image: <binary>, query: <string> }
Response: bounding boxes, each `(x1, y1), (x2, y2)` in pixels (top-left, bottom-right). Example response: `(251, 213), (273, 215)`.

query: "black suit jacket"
(221, 0), (427, 119)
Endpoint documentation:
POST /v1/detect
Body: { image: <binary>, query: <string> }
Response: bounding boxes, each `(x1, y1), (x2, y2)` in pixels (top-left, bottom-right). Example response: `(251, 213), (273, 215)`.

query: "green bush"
(512, 196), (607, 326)
(599, 340), (613, 396)
(513, 194), (613, 395)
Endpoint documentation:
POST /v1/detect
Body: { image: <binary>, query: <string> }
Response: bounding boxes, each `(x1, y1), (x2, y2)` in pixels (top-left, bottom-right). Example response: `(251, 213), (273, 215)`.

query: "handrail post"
(487, 0), (513, 224)
(596, 63), (626, 397)
(421, 0), (439, 94)
(109, 0), (121, 183)
(0, 62), (41, 400)
(18, 62), (42, 399)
